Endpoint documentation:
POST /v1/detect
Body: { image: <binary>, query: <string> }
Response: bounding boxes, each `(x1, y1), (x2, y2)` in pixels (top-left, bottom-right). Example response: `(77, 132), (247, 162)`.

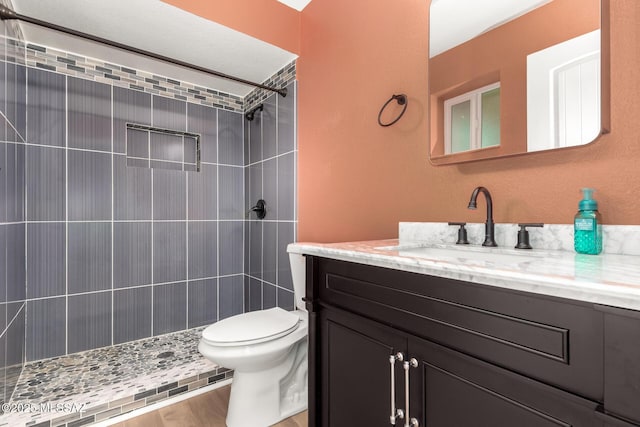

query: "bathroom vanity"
(292, 224), (640, 427)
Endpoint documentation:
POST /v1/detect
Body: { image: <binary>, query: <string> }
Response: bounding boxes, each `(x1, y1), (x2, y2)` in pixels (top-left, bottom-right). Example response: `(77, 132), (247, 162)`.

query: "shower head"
(245, 104), (264, 121)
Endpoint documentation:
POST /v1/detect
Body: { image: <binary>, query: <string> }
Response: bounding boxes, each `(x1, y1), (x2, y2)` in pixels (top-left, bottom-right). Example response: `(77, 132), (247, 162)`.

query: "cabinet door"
(318, 307), (407, 427)
(409, 336), (601, 427)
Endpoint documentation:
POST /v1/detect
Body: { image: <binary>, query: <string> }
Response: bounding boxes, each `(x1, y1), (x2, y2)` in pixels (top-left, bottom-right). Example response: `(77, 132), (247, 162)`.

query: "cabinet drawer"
(314, 257), (604, 400)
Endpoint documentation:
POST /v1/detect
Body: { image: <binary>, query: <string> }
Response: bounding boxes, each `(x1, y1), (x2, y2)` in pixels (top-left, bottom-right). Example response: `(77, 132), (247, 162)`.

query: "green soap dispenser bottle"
(574, 188), (603, 255)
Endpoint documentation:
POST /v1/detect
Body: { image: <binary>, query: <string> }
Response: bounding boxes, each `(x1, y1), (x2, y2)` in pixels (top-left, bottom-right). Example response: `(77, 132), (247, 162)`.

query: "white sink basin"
(377, 243), (546, 265)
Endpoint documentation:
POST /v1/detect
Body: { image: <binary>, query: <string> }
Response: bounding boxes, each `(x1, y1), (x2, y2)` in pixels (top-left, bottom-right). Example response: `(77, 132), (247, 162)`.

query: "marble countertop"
(289, 239), (640, 311)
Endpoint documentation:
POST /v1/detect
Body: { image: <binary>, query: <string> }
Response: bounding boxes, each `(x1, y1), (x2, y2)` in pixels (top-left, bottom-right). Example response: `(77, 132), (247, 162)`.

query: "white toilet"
(198, 247), (308, 427)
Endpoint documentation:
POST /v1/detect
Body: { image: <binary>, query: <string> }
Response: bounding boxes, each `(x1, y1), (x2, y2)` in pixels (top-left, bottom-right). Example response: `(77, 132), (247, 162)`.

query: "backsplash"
(400, 222), (640, 256)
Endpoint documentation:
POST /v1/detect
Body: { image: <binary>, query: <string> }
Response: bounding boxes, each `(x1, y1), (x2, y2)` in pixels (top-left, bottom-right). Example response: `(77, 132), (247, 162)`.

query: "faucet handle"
(448, 222), (470, 245)
(515, 223), (544, 249)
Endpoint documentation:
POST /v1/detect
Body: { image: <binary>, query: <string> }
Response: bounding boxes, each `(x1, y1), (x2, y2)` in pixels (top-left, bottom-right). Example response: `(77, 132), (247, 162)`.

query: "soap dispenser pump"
(574, 188), (603, 255)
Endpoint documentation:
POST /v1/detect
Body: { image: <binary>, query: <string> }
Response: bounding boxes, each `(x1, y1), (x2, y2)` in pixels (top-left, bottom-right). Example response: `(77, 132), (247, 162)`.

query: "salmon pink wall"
(297, 0), (640, 243)
(161, 0), (300, 54)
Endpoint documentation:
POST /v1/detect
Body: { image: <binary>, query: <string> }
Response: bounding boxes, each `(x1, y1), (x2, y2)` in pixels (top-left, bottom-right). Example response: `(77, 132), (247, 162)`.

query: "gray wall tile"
(68, 150), (111, 221)
(5, 304), (24, 395)
(153, 169), (186, 220)
(278, 152), (296, 221)
(187, 164), (217, 221)
(68, 292), (112, 353)
(153, 282), (186, 335)
(113, 154), (152, 220)
(248, 277), (262, 312)
(262, 95), (277, 159)
(126, 128), (149, 159)
(218, 110), (243, 166)
(0, 144), (5, 223)
(150, 132), (183, 162)
(68, 222), (112, 294)
(0, 224), (8, 308)
(151, 160), (181, 171)
(219, 166), (243, 220)
(6, 143), (24, 222)
(188, 222), (217, 280)
(263, 222), (277, 285)
(187, 103), (217, 163)
(249, 221), (262, 279)
(6, 223), (25, 302)
(263, 283), (276, 310)
(26, 68), (65, 146)
(113, 87), (151, 154)
(219, 275), (243, 320)
(153, 222), (186, 284)
(263, 158), (277, 220)
(219, 221), (243, 276)
(243, 118), (250, 167)
(277, 222), (295, 291)
(5, 63), (26, 142)
(68, 77), (112, 151)
(152, 96), (186, 131)
(187, 278), (217, 328)
(0, 227), (5, 304)
(184, 135), (197, 166)
(277, 288), (295, 311)
(113, 287), (152, 344)
(26, 145), (65, 221)
(248, 163), (262, 218)
(248, 111), (261, 164)
(278, 81), (296, 155)
(6, 304), (24, 368)
(27, 223), (66, 299)
(0, 302), (6, 336)
(113, 222), (152, 289)
(26, 297), (66, 361)
(0, 332), (5, 405)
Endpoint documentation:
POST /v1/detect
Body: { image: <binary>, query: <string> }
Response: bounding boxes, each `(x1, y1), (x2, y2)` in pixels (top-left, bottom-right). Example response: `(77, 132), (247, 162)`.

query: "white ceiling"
(11, 0), (298, 97)
(430, 0), (552, 57)
(277, 0), (312, 12)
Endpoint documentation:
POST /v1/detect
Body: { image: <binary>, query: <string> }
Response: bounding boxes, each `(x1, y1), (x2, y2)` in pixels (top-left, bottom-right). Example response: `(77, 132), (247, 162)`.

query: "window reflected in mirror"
(444, 83), (500, 154)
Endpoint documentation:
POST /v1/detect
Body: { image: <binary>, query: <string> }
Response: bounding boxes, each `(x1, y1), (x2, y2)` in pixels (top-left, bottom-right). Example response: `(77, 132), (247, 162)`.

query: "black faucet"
(467, 186), (498, 247)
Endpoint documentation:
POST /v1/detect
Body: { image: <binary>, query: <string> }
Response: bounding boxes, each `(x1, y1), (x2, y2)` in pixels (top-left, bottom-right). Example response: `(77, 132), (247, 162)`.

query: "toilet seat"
(202, 307), (300, 347)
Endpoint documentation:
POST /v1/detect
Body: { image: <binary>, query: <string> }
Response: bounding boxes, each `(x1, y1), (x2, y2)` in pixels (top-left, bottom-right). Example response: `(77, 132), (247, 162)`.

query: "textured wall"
(297, 0), (640, 243)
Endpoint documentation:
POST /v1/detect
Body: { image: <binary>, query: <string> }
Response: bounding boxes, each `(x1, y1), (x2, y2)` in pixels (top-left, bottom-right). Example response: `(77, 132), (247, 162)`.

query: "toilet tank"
(287, 244), (307, 312)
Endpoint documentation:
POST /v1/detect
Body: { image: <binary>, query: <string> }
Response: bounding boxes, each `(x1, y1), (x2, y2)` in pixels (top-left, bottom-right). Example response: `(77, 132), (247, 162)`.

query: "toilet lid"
(202, 307), (300, 346)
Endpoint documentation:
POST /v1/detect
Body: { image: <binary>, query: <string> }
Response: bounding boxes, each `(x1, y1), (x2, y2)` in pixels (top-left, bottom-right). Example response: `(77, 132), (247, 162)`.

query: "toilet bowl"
(198, 248), (308, 427)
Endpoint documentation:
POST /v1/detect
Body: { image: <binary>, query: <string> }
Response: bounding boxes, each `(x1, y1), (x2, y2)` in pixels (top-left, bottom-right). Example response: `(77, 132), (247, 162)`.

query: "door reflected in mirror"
(428, 0), (609, 165)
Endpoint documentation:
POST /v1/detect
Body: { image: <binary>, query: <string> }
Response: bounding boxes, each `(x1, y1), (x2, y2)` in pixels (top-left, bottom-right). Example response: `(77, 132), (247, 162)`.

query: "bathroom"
(1, 0), (640, 426)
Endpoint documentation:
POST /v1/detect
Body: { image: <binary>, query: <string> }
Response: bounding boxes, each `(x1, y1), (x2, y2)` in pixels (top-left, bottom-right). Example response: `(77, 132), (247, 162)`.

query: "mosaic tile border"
(0, 28), (295, 113)
(1, 328), (233, 427)
(23, 42), (244, 112)
(245, 60), (297, 112)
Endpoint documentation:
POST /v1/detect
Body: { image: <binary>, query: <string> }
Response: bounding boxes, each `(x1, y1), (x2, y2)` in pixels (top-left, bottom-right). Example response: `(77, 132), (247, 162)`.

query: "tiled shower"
(0, 20), (297, 416)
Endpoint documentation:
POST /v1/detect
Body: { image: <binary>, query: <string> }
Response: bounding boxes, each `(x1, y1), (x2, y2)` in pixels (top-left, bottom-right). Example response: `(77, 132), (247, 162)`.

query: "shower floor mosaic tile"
(0, 327), (231, 427)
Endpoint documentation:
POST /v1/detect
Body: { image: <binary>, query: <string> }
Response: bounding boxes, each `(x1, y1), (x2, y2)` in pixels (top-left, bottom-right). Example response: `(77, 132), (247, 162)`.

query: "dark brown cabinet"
(306, 256), (640, 427)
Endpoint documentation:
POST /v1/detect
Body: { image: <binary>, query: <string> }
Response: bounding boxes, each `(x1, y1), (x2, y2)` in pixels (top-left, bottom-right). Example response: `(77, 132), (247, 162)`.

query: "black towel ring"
(378, 94), (407, 127)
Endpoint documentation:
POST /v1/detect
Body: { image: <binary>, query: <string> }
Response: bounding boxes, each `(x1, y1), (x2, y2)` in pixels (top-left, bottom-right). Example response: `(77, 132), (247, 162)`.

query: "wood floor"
(115, 385), (308, 427)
